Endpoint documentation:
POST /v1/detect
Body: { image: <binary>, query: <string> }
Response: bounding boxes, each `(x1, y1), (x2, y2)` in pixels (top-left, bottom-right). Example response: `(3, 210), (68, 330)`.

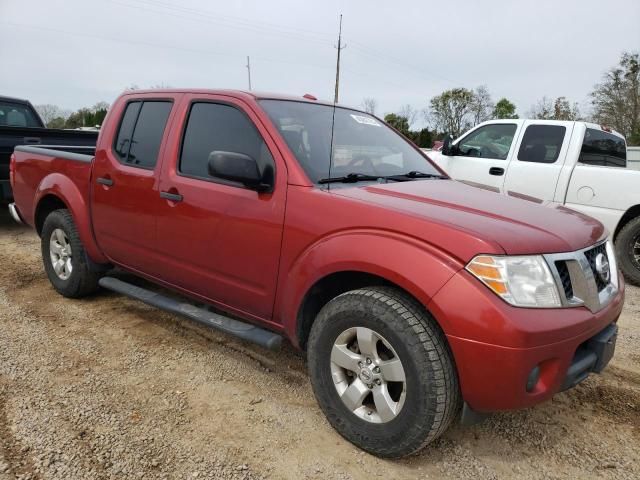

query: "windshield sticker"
(350, 114), (381, 127)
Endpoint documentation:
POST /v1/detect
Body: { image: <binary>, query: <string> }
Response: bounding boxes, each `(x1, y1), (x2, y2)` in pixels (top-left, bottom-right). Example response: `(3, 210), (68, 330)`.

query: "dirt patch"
(1, 209), (639, 479)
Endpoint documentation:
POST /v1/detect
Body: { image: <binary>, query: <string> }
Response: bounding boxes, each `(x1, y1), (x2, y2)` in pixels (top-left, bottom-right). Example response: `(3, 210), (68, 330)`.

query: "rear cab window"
(579, 128), (627, 167)
(113, 100), (173, 169)
(517, 125), (566, 163)
(0, 101), (42, 127)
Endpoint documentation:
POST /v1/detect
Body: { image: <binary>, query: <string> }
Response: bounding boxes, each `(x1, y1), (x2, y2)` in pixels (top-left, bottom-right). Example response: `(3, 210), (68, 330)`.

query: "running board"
(98, 277), (283, 351)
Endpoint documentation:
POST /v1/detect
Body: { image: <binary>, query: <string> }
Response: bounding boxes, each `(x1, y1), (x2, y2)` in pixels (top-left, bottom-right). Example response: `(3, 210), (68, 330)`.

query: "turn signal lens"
(466, 255), (561, 308)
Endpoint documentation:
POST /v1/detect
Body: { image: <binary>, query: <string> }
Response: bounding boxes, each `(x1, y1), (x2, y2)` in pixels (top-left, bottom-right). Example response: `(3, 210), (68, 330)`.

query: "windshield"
(0, 101), (42, 127)
(259, 100), (441, 183)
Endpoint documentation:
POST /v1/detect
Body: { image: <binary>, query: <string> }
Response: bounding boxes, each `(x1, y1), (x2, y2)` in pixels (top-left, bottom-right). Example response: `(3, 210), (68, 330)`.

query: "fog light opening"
(526, 365), (541, 393)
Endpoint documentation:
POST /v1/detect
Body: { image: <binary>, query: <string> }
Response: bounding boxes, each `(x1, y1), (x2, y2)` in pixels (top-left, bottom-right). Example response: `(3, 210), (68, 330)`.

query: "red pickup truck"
(9, 89), (624, 458)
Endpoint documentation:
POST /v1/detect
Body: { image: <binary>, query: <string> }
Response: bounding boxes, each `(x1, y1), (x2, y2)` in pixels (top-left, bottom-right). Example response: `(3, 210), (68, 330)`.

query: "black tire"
(615, 216), (640, 286)
(307, 286), (460, 458)
(41, 209), (101, 298)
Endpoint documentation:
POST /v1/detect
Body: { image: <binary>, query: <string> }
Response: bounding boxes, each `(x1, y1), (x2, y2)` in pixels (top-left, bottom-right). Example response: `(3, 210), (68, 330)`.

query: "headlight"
(466, 255), (561, 308)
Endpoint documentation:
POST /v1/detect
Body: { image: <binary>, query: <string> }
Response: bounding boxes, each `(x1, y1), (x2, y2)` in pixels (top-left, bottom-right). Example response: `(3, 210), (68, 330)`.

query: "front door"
(91, 97), (175, 274)
(155, 95), (287, 322)
(448, 122), (519, 193)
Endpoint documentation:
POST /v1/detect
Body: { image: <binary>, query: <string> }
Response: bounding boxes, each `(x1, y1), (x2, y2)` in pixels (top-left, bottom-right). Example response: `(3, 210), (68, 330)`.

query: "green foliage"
(591, 51), (640, 145)
(428, 87), (476, 137)
(384, 113), (410, 135)
(64, 102), (109, 129)
(47, 117), (66, 129)
(492, 98), (518, 119)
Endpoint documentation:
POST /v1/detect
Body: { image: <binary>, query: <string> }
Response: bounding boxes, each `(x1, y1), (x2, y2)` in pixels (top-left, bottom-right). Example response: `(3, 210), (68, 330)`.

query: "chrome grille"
(544, 240), (618, 313)
(583, 243), (609, 292)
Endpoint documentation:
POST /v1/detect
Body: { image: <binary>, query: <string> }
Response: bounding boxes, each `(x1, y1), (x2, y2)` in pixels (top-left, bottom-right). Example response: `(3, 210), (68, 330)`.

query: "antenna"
(246, 56), (252, 91)
(328, 14), (345, 190)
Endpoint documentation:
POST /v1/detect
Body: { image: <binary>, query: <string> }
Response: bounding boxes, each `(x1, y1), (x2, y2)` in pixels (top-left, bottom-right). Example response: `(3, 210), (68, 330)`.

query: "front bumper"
(8, 203), (24, 225)
(429, 269), (625, 412)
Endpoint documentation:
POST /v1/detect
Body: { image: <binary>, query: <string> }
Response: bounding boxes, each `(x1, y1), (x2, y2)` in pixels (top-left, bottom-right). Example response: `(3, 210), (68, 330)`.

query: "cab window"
(517, 125), (566, 163)
(456, 124), (517, 160)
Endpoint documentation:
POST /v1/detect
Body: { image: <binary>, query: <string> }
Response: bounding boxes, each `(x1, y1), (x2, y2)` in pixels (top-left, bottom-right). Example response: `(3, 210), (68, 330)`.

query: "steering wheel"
(347, 155), (374, 170)
(484, 144), (504, 158)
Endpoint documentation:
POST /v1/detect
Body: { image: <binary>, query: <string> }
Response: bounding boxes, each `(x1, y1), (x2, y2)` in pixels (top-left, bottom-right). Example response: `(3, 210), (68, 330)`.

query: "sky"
(0, 0), (638, 128)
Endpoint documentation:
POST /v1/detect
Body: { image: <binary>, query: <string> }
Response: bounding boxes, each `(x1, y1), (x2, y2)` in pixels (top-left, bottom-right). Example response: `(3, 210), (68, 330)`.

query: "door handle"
(97, 177), (114, 186)
(23, 137), (41, 144)
(160, 191), (183, 202)
(489, 167), (505, 176)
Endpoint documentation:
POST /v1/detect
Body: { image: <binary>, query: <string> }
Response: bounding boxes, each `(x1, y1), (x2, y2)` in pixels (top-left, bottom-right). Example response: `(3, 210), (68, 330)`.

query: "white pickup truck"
(428, 119), (640, 284)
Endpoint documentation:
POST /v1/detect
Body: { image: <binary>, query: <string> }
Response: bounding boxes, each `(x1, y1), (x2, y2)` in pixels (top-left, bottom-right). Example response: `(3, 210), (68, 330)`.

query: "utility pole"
(333, 14), (346, 104)
(246, 55), (252, 91)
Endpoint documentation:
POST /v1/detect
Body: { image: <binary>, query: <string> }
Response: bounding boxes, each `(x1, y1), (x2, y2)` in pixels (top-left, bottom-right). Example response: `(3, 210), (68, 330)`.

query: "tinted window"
(457, 124), (517, 160)
(0, 101), (42, 127)
(114, 102), (141, 161)
(126, 102), (172, 168)
(579, 128), (627, 167)
(180, 102), (274, 182)
(259, 100), (441, 183)
(517, 125), (566, 163)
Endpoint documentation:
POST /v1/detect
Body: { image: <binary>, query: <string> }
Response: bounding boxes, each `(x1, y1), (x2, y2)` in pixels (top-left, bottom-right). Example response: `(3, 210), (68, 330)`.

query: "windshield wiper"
(318, 173), (403, 184)
(401, 171), (447, 179)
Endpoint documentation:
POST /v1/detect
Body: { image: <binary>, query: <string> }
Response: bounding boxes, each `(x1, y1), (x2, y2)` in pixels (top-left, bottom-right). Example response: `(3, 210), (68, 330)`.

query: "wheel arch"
(33, 174), (108, 264)
(613, 204), (640, 240)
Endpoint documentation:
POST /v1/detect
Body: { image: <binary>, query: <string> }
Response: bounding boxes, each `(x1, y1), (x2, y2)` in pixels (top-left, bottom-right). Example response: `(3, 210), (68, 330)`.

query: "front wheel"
(615, 216), (640, 286)
(41, 209), (101, 298)
(307, 287), (460, 458)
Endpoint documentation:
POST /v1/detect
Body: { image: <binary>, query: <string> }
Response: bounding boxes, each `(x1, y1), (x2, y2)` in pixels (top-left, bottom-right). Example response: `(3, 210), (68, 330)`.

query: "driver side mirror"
(207, 151), (273, 193)
(441, 134), (455, 156)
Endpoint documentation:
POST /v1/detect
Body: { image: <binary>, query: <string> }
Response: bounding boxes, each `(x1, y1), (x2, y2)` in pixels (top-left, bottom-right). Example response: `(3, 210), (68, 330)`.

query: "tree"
(553, 96), (580, 120)
(530, 96), (580, 120)
(34, 104), (71, 127)
(64, 102), (110, 129)
(361, 97), (377, 115)
(591, 51), (640, 145)
(427, 88), (475, 137)
(383, 113), (410, 135)
(492, 98), (518, 119)
(470, 85), (494, 125)
(529, 96), (554, 119)
(398, 104), (418, 129)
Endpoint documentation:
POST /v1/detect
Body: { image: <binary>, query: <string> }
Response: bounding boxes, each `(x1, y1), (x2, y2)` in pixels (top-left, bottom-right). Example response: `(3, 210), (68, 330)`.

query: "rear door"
(91, 95), (176, 274)
(154, 94), (287, 321)
(447, 122), (519, 193)
(503, 121), (573, 203)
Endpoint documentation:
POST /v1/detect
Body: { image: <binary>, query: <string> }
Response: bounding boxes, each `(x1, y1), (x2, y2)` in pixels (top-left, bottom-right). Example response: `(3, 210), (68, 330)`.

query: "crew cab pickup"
(428, 120), (640, 285)
(0, 95), (98, 204)
(9, 90), (625, 458)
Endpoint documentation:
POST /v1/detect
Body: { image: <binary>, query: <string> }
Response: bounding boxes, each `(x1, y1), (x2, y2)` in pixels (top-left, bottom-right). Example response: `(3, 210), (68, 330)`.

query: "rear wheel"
(615, 216), (640, 285)
(41, 209), (101, 298)
(307, 287), (460, 458)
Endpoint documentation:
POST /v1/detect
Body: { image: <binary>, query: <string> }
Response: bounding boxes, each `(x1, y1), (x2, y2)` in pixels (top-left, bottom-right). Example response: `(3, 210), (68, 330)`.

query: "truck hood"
(334, 180), (605, 256)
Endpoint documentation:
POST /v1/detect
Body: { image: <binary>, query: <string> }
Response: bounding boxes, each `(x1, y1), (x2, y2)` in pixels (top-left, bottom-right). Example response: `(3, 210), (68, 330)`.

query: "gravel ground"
(0, 209), (638, 480)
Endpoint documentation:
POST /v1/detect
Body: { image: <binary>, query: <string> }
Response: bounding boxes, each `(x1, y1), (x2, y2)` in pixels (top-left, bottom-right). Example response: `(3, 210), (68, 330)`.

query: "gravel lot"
(0, 209), (638, 480)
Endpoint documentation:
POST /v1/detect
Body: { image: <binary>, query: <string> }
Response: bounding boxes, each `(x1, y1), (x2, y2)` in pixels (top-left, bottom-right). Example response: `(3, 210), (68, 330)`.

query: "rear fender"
(277, 229), (463, 345)
(34, 173), (107, 264)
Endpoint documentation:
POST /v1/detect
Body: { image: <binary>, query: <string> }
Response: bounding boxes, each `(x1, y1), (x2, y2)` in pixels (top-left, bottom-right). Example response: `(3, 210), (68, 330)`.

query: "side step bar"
(99, 277), (283, 351)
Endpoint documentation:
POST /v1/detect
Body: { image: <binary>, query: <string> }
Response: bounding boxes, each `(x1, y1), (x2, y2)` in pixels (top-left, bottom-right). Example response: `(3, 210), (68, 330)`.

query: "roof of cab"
(120, 88), (347, 109)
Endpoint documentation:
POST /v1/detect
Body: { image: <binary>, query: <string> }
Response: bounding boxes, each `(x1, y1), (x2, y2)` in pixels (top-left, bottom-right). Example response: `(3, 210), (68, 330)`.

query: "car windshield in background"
(0, 101), (41, 127)
(259, 100), (441, 184)
(579, 128), (627, 168)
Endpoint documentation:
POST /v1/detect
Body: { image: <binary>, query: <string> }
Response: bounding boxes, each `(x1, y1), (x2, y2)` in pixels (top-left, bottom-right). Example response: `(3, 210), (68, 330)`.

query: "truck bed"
(0, 126), (98, 202)
(11, 144), (95, 228)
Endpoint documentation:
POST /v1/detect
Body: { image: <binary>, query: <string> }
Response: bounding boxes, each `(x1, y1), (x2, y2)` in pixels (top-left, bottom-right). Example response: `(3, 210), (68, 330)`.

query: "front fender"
(34, 173), (107, 264)
(277, 229), (463, 345)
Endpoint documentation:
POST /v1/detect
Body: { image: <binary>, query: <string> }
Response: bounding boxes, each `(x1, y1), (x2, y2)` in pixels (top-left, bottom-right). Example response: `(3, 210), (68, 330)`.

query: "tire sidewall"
(616, 218), (640, 285)
(41, 210), (86, 296)
(308, 291), (445, 455)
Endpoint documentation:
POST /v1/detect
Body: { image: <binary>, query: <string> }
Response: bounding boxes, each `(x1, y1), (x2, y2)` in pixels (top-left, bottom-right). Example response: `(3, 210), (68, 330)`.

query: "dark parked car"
(0, 95), (98, 203)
